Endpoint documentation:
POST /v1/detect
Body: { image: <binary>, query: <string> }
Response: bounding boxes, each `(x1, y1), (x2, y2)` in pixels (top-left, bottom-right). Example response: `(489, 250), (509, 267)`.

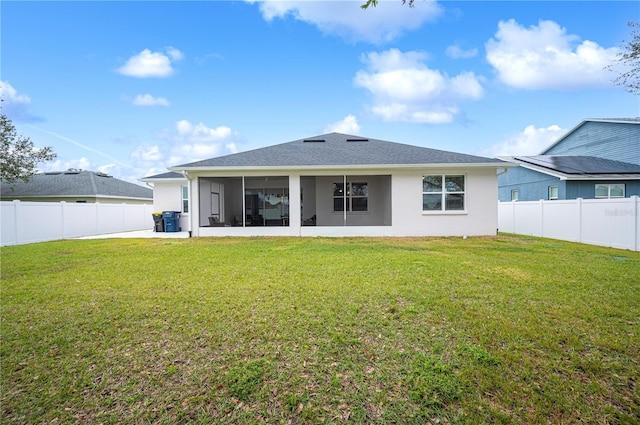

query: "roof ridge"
(88, 171), (99, 195)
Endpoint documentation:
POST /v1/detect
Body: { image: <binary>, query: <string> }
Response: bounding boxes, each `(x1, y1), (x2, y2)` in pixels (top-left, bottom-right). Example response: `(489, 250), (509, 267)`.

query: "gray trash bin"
(152, 213), (165, 232)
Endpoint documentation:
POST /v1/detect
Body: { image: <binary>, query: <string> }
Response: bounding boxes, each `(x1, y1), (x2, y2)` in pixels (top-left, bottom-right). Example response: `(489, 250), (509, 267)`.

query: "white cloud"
(131, 144), (164, 162)
(0, 81), (42, 122)
(117, 48), (183, 78)
(169, 121), (240, 164)
(129, 120), (241, 175)
(324, 115), (361, 134)
(483, 124), (566, 157)
(175, 120), (233, 143)
(446, 44), (478, 59)
(39, 157), (94, 173)
(250, 0), (441, 44)
(486, 19), (619, 90)
(166, 46), (184, 61)
(354, 48), (483, 123)
(0, 81), (30, 105)
(195, 52), (224, 65)
(132, 94), (170, 107)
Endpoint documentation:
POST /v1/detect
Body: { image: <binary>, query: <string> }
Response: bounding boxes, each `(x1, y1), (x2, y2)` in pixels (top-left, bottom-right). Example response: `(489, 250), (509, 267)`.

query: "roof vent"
(44, 171), (62, 175)
(303, 139), (325, 143)
(346, 138), (369, 142)
(64, 168), (81, 174)
(95, 172), (112, 178)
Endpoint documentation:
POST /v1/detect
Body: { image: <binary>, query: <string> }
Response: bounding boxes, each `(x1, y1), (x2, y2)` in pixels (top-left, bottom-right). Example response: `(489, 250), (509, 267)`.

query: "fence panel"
(541, 200), (580, 242)
(1, 201), (155, 246)
(580, 198), (637, 250)
(499, 197), (639, 251)
(512, 202), (542, 236)
(63, 202), (98, 238)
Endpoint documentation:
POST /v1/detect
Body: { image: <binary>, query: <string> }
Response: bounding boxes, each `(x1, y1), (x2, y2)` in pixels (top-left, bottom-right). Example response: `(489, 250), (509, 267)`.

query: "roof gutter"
(181, 171), (193, 237)
(168, 161), (516, 173)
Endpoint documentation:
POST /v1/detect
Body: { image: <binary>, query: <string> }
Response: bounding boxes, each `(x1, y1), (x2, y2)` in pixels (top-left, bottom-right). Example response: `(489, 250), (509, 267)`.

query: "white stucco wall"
(150, 180), (189, 231)
(390, 167), (498, 237)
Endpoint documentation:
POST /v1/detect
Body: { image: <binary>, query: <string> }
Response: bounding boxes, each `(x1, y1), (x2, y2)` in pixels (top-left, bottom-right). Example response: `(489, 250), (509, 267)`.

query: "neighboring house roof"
(1, 169), (153, 200)
(139, 171), (186, 182)
(502, 155), (640, 181)
(541, 117), (640, 156)
(169, 132), (508, 171)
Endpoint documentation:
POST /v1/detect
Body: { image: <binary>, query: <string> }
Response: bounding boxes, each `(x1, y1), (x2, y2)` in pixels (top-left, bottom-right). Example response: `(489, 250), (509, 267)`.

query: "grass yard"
(1, 234), (639, 424)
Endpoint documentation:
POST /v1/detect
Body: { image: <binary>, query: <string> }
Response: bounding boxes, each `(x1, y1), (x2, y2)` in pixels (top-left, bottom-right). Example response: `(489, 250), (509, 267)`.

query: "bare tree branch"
(608, 21), (640, 95)
(361, 0), (415, 10)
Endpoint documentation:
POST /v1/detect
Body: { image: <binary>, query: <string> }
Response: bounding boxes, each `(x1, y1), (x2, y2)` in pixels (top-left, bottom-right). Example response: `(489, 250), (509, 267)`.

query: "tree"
(0, 113), (56, 186)
(361, 0), (415, 10)
(609, 21), (640, 95)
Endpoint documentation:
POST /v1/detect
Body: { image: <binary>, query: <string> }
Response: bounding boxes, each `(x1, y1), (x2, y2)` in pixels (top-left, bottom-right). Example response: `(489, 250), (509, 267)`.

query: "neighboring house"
(142, 132), (512, 237)
(1, 169), (153, 204)
(498, 118), (640, 202)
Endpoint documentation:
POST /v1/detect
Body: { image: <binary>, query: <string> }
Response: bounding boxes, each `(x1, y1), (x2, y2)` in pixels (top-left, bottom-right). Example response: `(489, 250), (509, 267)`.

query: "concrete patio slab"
(77, 229), (190, 239)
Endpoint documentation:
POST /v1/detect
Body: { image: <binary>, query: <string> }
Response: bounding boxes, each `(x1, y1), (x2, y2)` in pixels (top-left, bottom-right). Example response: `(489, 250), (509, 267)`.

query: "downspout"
(181, 171), (193, 237)
(242, 176), (246, 227)
(343, 175), (347, 226)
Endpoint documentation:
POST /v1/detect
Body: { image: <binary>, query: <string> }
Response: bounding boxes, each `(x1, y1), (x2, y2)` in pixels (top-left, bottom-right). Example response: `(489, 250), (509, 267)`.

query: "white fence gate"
(498, 196), (639, 251)
(1, 200), (156, 246)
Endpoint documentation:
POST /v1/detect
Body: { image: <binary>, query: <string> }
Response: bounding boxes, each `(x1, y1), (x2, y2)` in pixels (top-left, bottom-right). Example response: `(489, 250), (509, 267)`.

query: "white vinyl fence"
(498, 196), (639, 251)
(1, 201), (156, 246)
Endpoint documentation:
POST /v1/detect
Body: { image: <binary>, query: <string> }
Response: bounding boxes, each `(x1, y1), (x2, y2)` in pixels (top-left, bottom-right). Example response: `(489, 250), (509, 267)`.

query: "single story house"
(142, 133), (512, 237)
(498, 118), (640, 201)
(1, 169), (153, 204)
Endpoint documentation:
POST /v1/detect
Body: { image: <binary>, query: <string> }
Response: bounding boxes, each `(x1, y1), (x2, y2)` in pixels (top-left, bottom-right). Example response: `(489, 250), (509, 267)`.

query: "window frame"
(333, 181), (369, 213)
(181, 185), (189, 214)
(511, 189), (519, 201)
(595, 183), (625, 199)
(548, 185), (559, 200)
(422, 174), (466, 213)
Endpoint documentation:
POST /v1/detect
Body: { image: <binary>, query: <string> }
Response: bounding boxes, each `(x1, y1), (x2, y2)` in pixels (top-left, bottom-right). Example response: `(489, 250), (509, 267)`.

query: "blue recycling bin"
(162, 211), (181, 232)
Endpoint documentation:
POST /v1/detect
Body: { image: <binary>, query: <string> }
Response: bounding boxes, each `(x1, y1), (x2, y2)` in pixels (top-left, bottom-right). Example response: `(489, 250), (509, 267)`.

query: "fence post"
(577, 198), (583, 243)
(539, 199), (544, 237)
(632, 196), (639, 252)
(512, 200), (516, 234)
(61, 201), (67, 239)
(12, 200), (20, 245)
(95, 202), (100, 236)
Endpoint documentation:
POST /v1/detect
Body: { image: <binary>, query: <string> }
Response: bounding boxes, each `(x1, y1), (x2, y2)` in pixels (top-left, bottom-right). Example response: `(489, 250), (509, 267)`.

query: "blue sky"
(2, 0), (638, 185)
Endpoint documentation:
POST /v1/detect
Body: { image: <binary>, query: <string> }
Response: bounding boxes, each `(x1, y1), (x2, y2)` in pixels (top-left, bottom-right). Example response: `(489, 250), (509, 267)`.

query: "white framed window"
(333, 182), (368, 212)
(595, 183), (625, 199)
(511, 189), (519, 201)
(548, 185), (558, 200)
(422, 175), (465, 211)
(182, 185), (189, 213)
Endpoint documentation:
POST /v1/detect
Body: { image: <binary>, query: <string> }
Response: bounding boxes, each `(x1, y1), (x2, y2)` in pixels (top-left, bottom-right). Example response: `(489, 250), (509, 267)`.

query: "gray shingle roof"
(171, 132), (506, 169)
(1, 170), (153, 199)
(140, 171), (185, 180)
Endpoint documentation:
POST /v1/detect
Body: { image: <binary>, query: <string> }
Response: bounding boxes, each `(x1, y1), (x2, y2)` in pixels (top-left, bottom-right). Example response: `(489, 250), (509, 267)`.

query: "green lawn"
(1, 235), (639, 424)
